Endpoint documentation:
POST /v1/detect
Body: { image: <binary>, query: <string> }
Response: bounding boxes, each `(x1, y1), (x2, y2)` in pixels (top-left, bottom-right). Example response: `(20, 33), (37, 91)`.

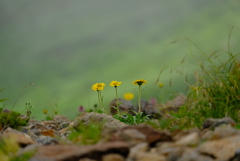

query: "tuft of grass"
(68, 122), (102, 145)
(156, 26), (240, 129)
(0, 136), (35, 161)
(0, 108), (29, 131)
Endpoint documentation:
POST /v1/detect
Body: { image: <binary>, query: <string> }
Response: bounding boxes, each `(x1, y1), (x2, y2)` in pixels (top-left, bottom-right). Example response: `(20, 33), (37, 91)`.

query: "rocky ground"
(1, 111), (240, 161)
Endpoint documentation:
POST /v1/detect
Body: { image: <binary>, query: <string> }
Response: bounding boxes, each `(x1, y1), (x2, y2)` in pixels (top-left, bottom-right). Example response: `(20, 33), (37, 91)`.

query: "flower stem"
(115, 87), (120, 115)
(97, 91), (101, 111)
(138, 85), (141, 113)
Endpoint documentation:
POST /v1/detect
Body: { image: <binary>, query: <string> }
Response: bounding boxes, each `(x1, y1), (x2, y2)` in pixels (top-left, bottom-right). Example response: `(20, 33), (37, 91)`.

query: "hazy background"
(0, 0), (240, 120)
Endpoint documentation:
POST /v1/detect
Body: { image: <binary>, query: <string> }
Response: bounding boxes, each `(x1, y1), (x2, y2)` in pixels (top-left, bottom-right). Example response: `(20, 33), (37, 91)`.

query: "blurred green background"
(0, 0), (240, 120)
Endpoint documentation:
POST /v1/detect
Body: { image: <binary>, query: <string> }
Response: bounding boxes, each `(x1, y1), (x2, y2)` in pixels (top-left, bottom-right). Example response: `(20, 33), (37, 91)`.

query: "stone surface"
(178, 151), (214, 161)
(109, 98), (135, 115)
(197, 135), (240, 160)
(125, 125), (173, 145)
(35, 136), (59, 145)
(213, 125), (240, 138)
(175, 132), (200, 146)
(58, 122), (70, 131)
(53, 115), (71, 124)
(202, 117), (236, 130)
(161, 94), (186, 108)
(30, 141), (129, 161)
(71, 112), (127, 132)
(127, 142), (149, 161)
(132, 151), (166, 161)
(3, 110), (240, 161)
(2, 127), (35, 147)
(139, 100), (161, 118)
(102, 153), (125, 161)
(120, 129), (146, 146)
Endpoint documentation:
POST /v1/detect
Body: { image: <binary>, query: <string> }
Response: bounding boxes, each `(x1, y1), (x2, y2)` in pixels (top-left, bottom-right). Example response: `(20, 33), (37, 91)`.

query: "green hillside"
(0, 0), (240, 120)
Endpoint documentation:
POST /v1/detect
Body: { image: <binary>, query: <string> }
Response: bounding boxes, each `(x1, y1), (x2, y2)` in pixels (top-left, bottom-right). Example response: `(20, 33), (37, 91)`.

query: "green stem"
(138, 85), (141, 113)
(115, 87), (120, 115)
(97, 91), (101, 111)
(99, 91), (105, 113)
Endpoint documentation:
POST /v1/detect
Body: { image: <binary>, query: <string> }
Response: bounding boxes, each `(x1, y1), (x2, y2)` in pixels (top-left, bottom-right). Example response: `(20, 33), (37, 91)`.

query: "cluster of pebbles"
(1, 109), (240, 161)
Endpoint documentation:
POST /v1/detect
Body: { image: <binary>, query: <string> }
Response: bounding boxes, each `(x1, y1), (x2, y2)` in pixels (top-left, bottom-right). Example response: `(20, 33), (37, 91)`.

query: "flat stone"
(102, 153), (125, 161)
(202, 117), (236, 130)
(178, 151), (214, 161)
(131, 151), (166, 161)
(30, 141), (129, 161)
(119, 125), (173, 145)
(3, 127), (35, 147)
(128, 142), (149, 158)
(175, 132), (200, 146)
(197, 135), (240, 160)
(120, 129), (146, 146)
(109, 98), (135, 115)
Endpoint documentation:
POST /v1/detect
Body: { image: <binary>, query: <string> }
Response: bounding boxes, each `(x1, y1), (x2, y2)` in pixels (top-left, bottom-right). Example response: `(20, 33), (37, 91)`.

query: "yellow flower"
(110, 81), (122, 87)
(133, 79), (148, 86)
(42, 109), (48, 114)
(123, 93), (134, 100)
(158, 83), (164, 88)
(92, 83), (106, 91)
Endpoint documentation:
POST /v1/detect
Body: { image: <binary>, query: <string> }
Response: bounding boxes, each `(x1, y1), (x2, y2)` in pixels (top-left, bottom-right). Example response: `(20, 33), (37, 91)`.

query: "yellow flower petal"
(110, 81), (122, 87)
(92, 83), (106, 91)
(123, 93), (134, 100)
(133, 79), (148, 86)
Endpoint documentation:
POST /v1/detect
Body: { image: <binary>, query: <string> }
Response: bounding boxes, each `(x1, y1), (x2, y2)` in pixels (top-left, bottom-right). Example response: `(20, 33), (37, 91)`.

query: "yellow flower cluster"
(92, 83), (106, 91)
(110, 81), (122, 87)
(133, 79), (148, 86)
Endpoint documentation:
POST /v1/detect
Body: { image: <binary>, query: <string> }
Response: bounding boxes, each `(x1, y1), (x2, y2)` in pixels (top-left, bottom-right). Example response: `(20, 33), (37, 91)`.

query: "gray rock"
(127, 142), (149, 161)
(139, 100), (161, 118)
(102, 154), (125, 161)
(2, 127), (36, 147)
(202, 117), (236, 130)
(120, 129), (146, 146)
(197, 135), (240, 160)
(35, 136), (59, 145)
(108, 125), (173, 145)
(178, 151), (214, 161)
(230, 148), (240, 161)
(58, 122), (70, 131)
(109, 98), (135, 115)
(72, 112), (127, 132)
(175, 132), (200, 146)
(53, 115), (71, 124)
(30, 141), (129, 161)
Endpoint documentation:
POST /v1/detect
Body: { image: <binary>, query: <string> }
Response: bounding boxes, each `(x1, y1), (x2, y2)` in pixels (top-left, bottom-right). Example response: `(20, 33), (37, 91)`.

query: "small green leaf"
(0, 98), (8, 102)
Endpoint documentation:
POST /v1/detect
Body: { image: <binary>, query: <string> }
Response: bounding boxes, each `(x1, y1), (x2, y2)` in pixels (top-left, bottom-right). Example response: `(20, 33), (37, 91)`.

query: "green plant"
(0, 88), (8, 104)
(68, 123), (102, 145)
(114, 111), (150, 125)
(0, 136), (35, 161)
(185, 27), (240, 123)
(42, 108), (59, 120)
(0, 108), (29, 130)
(157, 26), (240, 128)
